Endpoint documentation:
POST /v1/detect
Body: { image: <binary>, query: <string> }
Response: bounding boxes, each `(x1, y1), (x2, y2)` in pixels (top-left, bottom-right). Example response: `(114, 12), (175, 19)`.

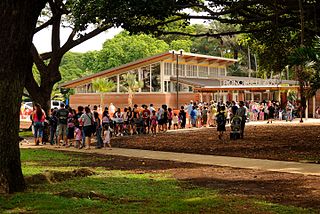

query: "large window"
(75, 85), (86, 93)
(164, 62), (172, 76)
(219, 67), (226, 76)
(151, 63), (161, 92)
(141, 66), (151, 92)
(119, 70), (139, 92)
(209, 67), (219, 77)
(106, 76), (117, 92)
(164, 81), (171, 92)
(171, 82), (193, 92)
(186, 65), (197, 77)
(198, 66), (209, 77)
(172, 64), (185, 77)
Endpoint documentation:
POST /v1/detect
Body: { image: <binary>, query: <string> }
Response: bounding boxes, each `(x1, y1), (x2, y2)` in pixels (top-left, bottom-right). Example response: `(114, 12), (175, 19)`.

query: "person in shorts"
(32, 103), (46, 145)
(56, 103), (69, 146)
(142, 105), (151, 134)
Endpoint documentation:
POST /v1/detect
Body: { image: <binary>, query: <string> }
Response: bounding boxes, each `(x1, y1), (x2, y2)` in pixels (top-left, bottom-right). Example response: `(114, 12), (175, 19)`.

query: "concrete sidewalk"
(21, 144), (320, 176)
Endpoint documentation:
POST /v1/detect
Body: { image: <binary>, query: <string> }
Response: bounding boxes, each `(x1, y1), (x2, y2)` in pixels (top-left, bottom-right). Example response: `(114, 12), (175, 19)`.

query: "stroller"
(230, 115), (242, 140)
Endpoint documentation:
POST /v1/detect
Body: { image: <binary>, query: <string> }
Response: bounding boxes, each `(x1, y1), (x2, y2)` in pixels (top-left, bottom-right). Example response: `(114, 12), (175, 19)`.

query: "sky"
(33, 26), (123, 53)
(32, 13), (206, 54)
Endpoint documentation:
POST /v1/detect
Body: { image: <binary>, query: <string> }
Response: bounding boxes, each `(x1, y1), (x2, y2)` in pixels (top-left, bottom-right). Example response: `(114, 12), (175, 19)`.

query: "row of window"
(164, 62), (226, 77)
(76, 63), (161, 93)
(164, 81), (193, 93)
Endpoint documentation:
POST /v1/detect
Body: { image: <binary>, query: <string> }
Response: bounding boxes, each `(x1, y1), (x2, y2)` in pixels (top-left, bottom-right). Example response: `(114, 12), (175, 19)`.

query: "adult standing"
(236, 101), (246, 139)
(94, 111), (103, 148)
(56, 103), (69, 147)
(267, 102), (275, 124)
(48, 108), (58, 145)
(142, 105), (151, 133)
(31, 103), (46, 145)
(80, 106), (94, 149)
(179, 106), (186, 128)
(75, 106), (85, 146)
(187, 100), (193, 127)
(109, 103), (116, 117)
(286, 101), (293, 122)
(149, 104), (155, 113)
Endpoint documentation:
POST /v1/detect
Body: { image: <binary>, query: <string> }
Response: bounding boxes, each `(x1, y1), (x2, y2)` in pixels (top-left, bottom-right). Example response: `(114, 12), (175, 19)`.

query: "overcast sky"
(33, 27), (123, 53)
(32, 17), (206, 54)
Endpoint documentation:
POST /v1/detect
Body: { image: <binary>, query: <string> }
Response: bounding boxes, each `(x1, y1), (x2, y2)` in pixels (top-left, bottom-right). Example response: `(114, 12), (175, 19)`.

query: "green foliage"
(120, 73), (143, 93)
(92, 78), (116, 93)
(170, 39), (193, 52)
(227, 64), (248, 77)
(288, 39), (320, 98)
(94, 31), (169, 72)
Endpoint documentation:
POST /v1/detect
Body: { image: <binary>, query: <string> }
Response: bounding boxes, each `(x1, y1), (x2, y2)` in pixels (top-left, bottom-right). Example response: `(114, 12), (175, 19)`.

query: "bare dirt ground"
(112, 122), (320, 162)
(40, 150), (320, 210)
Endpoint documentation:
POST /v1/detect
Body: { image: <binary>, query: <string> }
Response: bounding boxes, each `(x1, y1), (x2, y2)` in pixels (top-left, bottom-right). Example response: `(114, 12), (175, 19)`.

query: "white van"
(24, 100), (65, 109)
(51, 100), (65, 109)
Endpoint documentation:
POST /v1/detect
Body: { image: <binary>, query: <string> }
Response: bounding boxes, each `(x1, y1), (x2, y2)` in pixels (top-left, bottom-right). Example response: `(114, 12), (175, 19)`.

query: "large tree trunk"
(0, 0), (46, 193)
(27, 82), (54, 116)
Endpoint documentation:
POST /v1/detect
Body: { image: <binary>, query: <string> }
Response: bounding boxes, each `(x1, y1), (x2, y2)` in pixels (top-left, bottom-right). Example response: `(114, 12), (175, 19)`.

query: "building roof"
(194, 85), (300, 92)
(61, 51), (237, 88)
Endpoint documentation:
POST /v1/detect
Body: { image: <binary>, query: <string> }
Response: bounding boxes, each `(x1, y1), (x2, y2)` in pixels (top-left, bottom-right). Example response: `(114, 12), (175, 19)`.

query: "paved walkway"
(21, 144), (320, 176)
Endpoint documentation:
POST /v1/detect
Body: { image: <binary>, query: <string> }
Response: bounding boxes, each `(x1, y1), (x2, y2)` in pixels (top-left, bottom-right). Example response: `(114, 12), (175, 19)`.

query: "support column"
(313, 96), (316, 118)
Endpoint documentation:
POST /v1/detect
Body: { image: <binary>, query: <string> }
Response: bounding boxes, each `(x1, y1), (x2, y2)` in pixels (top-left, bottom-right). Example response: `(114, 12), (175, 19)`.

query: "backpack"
(216, 112), (226, 126)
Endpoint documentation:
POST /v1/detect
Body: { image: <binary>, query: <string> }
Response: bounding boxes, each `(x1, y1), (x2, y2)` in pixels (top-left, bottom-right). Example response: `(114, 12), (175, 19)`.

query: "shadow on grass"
(179, 176), (320, 210)
(1, 173), (312, 214)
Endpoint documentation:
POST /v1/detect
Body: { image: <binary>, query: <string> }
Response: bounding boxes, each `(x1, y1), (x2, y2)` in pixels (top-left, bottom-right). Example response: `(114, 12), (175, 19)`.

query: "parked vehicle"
(24, 100), (65, 110)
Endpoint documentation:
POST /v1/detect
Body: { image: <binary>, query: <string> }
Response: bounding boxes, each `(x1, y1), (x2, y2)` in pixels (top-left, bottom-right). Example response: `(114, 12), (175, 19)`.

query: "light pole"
(173, 50), (183, 110)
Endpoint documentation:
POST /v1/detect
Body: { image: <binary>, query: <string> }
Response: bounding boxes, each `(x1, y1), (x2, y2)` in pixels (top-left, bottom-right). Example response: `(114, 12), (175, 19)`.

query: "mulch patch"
(168, 166), (320, 210)
(25, 168), (95, 185)
(111, 123), (320, 162)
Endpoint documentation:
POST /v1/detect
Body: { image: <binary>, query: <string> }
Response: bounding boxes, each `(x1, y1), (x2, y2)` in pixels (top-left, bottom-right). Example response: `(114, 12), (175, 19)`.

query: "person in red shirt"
(142, 104), (151, 134)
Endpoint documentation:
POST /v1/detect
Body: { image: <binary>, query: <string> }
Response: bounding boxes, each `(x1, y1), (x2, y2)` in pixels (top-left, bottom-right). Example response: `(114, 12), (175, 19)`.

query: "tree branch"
(156, 29), (264, 38)
(40, 52), (52, 60)
(25, 73), (41, 100)
(34, 18), (54, 34)
(30, 44), (48, 76)
(60, 24), (113, 55)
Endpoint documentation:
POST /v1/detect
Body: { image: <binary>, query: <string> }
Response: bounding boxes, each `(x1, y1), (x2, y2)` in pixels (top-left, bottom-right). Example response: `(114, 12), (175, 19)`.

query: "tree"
(289, 43), (320, 122)
(92, 78), (116, 110)
(120, 73), (144, 107)
(170, 39), (193, 52)
(0, 0), (47, 193)
(26, 0), (200, 115)
(94, 31), (169, 72)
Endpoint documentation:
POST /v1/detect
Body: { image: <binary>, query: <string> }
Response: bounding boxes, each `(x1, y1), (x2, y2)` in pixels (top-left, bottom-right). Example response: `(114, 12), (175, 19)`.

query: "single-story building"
(61, 51), (320, 117)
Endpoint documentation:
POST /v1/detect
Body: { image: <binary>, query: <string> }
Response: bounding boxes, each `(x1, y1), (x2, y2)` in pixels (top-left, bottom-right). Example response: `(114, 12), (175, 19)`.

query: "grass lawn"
(19, 130), (33, 138)
(0, 149), (316, 214)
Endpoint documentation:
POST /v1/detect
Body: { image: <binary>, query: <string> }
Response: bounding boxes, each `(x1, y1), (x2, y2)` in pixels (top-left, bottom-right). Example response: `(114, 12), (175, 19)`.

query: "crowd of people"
(29, 99), (309, 148)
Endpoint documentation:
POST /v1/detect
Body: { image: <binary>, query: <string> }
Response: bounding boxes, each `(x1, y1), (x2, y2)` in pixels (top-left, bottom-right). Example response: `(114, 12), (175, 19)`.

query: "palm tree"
(289, 42), (320, 122)
(120, 73), (143, 107)
(92, 78), (116, 110)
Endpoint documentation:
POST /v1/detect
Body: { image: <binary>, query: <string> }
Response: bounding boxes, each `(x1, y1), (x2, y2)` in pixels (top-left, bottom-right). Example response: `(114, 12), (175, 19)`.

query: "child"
(103, 124), (112, 149)
(150, 110), (158, 136)
(278, 108), (283, 121)
(201, 107), (208, 127)
(172, 113), (179, 130)
(75, 125), (82, 149)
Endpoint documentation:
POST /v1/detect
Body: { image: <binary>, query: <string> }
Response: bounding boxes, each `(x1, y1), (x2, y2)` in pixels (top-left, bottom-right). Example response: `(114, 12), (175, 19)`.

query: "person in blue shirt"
(190, 106), (197, 127)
